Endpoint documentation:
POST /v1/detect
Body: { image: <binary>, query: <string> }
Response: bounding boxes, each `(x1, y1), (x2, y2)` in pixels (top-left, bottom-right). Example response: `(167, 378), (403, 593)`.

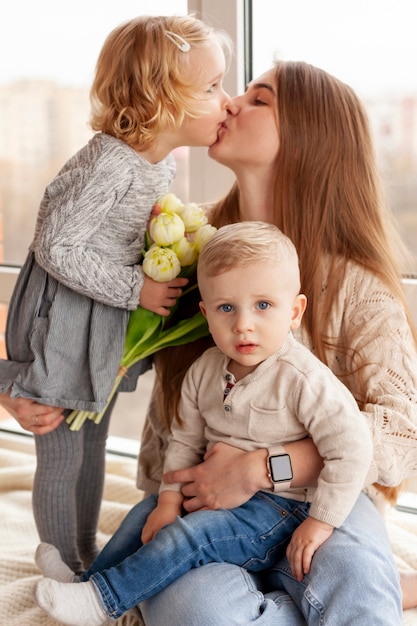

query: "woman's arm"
(330, 265), (417, 486)
(163, 438), (323, 513)
(140, 355), (324, 511)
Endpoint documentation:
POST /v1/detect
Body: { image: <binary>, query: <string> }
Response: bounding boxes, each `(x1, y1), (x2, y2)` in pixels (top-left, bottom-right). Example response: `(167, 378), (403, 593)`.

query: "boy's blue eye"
(257, 301), (270, 310)
(219, 303), (233, 313)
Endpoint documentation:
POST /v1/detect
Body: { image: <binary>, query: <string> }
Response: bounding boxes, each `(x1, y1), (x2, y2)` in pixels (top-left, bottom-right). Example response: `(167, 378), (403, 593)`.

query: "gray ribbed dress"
(1, 132), (177, 573)
(0, 133), (176, 412)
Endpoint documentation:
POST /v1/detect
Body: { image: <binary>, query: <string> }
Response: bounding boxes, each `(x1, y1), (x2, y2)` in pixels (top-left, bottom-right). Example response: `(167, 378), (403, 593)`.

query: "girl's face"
(208, 68), (280, 173)
(177, 39), (231, 148)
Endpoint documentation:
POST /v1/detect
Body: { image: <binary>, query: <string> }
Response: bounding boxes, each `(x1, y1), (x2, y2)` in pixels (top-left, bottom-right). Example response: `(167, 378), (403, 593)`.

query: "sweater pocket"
(247, 403), (307, 444)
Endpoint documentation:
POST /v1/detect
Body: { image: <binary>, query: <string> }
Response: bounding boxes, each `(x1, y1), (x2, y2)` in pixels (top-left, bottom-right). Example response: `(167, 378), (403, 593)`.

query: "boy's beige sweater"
(138, 261), (417, 502)
(160, 334), (372, 528)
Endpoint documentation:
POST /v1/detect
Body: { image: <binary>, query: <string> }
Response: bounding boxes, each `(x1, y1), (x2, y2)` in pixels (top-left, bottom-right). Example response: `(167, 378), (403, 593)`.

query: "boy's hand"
(286, 517), (334, 581)
(139, 275), (188, 316)
(141, 490), (184, 544)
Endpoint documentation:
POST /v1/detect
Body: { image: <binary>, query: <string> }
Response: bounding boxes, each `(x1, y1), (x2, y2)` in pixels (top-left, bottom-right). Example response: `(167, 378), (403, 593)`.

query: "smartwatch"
(267, 446), (293, 492)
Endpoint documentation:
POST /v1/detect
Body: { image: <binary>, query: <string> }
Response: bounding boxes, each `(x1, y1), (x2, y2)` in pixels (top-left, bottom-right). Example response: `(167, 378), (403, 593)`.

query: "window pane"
(251, 0), (417, 272)
(0, 0), (188, 265)
(0, 2), (187, 439)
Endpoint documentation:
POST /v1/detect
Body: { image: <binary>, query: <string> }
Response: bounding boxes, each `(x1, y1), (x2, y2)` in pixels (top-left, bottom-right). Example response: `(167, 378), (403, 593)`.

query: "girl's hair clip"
(165, 31), (191, 52)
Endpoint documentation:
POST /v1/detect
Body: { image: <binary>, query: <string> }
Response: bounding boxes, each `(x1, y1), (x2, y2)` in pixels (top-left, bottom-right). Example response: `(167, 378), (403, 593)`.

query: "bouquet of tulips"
(66, 193), (216, 431)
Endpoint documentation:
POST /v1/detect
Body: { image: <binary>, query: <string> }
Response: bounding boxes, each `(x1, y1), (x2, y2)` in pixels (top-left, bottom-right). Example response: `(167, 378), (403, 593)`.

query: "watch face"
(269, 454), (293, 482)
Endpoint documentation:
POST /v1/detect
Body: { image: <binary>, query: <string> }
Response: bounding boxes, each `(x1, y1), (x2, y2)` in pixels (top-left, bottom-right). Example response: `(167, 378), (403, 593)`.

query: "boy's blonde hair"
(197, 221), (301, 292)
(89, 15), (232, 150)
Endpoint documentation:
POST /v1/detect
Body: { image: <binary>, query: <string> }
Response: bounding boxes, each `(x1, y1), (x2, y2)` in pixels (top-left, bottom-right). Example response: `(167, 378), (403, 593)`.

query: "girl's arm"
(139, 275), (188, 317)
(34, 155), (142, 309)
(34, 139), (174, 310)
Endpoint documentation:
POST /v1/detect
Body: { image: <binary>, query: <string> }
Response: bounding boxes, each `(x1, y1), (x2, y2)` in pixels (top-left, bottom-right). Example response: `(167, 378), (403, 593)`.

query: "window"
(0, 0), (241, 443)
(0, 0), (189, 266)
(0, 1), (188, 441)
(0, 2), (416, 487)
(249, 0), (417, 273)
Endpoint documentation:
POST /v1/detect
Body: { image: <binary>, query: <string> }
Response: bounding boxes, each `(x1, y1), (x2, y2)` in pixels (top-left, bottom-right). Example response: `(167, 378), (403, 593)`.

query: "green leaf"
(123, 307), (162, 355)
(121, 311), (209, 368)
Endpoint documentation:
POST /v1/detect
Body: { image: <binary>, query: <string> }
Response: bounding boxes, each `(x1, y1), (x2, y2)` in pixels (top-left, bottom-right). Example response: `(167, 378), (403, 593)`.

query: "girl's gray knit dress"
(0, 133), (176, 412)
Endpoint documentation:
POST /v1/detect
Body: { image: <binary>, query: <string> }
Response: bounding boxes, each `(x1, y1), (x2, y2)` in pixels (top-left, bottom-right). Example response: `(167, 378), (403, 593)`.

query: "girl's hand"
(163, 443), (271, 512)
(0, 391), (65, 434)
(139, 275), (188, 316)
(286, 517), (334, 581)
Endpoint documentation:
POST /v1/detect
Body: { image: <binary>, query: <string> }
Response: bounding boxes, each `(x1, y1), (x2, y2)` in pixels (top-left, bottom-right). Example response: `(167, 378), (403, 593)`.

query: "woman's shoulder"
(332, 258), (411, 340)
(339, 259), (401, 309)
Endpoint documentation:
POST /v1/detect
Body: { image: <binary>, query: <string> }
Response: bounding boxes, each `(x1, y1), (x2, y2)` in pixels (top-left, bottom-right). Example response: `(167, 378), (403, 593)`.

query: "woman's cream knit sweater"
(138, 260), (417, 496)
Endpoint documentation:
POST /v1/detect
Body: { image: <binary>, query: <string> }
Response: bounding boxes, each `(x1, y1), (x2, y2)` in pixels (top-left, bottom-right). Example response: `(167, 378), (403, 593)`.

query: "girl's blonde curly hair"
(89, 15), (232, 150)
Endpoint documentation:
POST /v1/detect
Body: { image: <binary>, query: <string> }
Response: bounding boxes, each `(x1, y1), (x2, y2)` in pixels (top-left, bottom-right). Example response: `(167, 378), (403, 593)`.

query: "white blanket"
(1, 446), (416, 625)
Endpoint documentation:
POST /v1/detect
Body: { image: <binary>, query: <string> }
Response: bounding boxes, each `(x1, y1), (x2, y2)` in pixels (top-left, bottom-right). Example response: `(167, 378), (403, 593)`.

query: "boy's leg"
(37, 493), (308, 621)
(84, 493), (158, 576)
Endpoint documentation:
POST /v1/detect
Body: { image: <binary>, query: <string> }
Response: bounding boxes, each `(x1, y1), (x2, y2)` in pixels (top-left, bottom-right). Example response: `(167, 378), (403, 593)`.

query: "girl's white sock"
(35, 578), (109, 626)
(35, 542), (77, 582)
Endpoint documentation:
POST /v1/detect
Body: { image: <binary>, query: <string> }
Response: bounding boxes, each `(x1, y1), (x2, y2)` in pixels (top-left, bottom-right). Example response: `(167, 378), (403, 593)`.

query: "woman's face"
(208, 68), (280, 173)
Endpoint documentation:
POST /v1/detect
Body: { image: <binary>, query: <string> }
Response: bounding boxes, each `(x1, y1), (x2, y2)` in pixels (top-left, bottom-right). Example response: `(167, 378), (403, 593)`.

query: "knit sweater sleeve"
(291, 360), (373, 527)
(328, 263), (417, 486)
(159, 358), (208, 494)
(32, 136), (174, 310)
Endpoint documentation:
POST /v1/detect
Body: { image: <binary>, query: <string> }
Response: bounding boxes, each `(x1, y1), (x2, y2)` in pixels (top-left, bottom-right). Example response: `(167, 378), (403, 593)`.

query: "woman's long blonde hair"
(212, 61), (417, 361)
(157, 62), (417, 493)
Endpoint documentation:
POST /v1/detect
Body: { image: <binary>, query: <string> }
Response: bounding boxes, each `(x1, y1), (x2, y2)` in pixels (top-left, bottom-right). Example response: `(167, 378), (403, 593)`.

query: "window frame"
(0, 0), (416, 514)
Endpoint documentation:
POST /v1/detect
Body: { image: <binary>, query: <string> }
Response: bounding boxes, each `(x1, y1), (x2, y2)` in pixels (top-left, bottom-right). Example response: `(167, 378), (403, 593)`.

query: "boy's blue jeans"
(84, 492), (310, 619)
(140, 492), (402, 626)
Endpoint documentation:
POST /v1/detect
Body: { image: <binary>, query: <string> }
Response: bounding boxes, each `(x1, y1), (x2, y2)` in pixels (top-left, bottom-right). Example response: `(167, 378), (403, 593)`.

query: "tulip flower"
(66, 193), (217, 431)
(193, 223), (218, 252)
(171, 236), (198, 267)
(149, 211), (185, 247)
(142, 245), (181, 282)
(156, 192), (184, 214)
(175, 202), (208, 232)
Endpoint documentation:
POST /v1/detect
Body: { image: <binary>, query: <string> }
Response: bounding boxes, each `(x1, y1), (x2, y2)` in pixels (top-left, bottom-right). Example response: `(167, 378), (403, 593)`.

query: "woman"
(136, 61), (417, 624)
(5, 61), (417, 622)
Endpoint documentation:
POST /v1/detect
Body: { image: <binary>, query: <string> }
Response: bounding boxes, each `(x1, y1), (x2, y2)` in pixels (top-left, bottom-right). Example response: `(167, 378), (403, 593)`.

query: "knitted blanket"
(1, 446), (416, 625)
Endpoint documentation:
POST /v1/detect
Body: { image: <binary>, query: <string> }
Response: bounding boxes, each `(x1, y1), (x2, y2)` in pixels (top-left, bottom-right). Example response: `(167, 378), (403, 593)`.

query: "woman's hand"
(163, 443), (271, 512)
(162, 438), (324, 513)
(0, 391), (65, 434)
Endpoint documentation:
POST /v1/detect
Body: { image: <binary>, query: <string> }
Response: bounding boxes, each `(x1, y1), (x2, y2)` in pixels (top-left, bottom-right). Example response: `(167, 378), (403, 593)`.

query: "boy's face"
(199, 260), (306, 373)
